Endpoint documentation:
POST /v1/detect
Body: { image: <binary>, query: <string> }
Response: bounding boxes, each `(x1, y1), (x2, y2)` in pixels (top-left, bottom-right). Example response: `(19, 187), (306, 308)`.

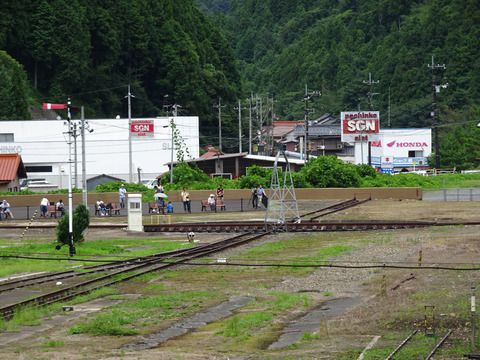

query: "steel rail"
(0, 231), (269, 320)
(143, 220), (449, 232)
(0, 232), (254, 293)
(385, 329), (418, 360)
(299, 199), (358, 218)
(425, 329), (453, 360)
(308, 199), (369, 221)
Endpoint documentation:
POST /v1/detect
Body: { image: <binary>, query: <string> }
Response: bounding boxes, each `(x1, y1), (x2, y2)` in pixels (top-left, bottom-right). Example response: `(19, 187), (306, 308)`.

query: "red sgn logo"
(342, 119), (379, 134)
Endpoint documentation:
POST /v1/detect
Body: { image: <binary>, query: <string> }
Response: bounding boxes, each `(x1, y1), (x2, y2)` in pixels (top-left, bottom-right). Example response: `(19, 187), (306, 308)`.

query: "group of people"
(39, 197), (65, 217)
(153, 183), (173, 214)
(251, 185), (268, 209)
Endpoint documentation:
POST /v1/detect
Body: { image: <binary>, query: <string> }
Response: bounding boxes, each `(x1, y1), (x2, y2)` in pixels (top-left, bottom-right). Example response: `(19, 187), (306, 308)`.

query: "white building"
(354, 128), (432, 172)
(0, 117), (199, 188)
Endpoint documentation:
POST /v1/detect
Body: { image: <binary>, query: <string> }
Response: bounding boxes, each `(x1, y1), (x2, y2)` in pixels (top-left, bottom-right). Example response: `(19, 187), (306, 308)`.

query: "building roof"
(271, 121), (303, 138)
(245, 154), (307, 165)
(200, 145), (223, 159)
(293, 124), (341, 137)
(87, 174), (125, 182)
(0, 154), (27, 182)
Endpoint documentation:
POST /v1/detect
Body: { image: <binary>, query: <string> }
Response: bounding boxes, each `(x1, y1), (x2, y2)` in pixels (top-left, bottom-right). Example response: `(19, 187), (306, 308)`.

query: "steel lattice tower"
(264, 150), (300, 231)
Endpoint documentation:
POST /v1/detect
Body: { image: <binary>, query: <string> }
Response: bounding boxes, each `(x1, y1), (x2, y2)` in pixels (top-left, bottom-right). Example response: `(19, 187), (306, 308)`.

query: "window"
(25, 166), (53, 173)
(408, 150), (424, 158)
(130, 202), (141, 209)
(0, 133), (14, 142)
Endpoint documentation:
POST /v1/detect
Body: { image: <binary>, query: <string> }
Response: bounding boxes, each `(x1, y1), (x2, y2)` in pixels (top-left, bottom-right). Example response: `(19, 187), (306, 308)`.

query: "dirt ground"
(0, 199), (479, 359)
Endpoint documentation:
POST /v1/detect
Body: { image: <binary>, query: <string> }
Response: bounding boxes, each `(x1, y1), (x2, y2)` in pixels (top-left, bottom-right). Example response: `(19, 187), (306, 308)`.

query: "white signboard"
(341, 111), (380, 142)
(131, 120), (154, 139)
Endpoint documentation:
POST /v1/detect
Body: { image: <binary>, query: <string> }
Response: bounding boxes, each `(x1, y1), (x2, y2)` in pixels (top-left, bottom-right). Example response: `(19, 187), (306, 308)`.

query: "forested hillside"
(0, 0), (240, 130)
(0, 0), (479, 167)
(199, 0), (480, 167)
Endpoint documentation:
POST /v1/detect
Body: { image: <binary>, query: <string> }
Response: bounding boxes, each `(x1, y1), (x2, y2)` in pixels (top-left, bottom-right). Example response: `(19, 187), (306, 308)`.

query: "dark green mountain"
(199, 0), (480, 167)
(0, 0), (240, 131)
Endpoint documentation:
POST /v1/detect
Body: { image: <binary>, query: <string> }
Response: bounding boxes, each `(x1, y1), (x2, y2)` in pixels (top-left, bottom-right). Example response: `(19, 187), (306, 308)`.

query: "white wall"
(353, 128), (432, 168)
(0, 117), (199, 187)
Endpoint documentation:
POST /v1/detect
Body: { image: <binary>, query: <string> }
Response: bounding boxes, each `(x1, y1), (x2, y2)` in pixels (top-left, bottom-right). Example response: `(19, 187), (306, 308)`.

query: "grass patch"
(42, 340), (65, 348)
(0, 238), (189, 278)
(70, 290), (214, 336)
(216, 292), (309, 343)
(0, 303), (63, 332)
(69, 309), (139, 336)
(69, 287), (118, 305)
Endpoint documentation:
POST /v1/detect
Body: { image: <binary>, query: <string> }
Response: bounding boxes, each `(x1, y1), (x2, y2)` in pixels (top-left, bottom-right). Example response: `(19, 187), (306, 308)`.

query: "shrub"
(356, 164), (377, 178)
(237, 174), (270, 189)
(56, 204), (90, 247)
(300, 156), (361, 187)
(96, 182), (148, 193)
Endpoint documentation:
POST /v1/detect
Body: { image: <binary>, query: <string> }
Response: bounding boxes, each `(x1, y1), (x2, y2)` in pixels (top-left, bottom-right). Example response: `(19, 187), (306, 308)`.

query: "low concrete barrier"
(0, 187), (422, 207)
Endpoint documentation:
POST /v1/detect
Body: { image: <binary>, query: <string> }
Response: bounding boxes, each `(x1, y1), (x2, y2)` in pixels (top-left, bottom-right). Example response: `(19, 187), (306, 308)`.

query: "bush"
(300, 156), (361, 187)
(356, 164), (377, 178)
(95, 182), (148, 193)
(56, 204), (90, 247)
(161, 163), (212, 190)
(237, 174), (270, 189)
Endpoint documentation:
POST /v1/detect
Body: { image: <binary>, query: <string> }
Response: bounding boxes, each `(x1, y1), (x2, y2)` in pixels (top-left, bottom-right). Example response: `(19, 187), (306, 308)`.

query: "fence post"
(470, 188), (473, 202)
(26, 206), (29, 220)
(443, 189), (447, 201)
(457, 188), (460, 201)
(240, 198), (243, 212)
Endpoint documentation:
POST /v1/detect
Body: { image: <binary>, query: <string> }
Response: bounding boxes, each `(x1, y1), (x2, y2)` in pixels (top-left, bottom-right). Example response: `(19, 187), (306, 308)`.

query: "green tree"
(56, 204), (90, 247)
(0, 51), (30, 119)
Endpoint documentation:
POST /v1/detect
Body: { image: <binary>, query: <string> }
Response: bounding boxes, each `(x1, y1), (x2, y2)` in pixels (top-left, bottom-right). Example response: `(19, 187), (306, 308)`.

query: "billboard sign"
(341, 111), (380, 142)
(131, 120), (154, 138)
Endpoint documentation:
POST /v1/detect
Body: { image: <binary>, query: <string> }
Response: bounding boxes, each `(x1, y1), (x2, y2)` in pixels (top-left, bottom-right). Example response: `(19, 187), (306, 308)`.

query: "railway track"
(299, 198), (370, 221)
(143, 219), (480, 233)
(0, 231), (270, 320)
(385, 329), (453, 360)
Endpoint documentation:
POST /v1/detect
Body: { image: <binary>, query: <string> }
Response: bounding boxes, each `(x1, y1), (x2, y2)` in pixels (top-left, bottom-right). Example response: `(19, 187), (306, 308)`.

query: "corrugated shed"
(0, 154), (27, 181)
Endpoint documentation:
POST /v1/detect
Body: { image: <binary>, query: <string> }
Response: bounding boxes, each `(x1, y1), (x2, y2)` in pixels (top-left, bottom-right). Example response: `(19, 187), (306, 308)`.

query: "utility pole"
(387, 86), (391, 128)
(66, 98), (75, 256)
(249, 93), (253, 154)
(303, 85), (321, 161)
(363, 73), (380, 166)
(428, 55), (447, 169)
(80, 106), (87, 207)
(72, 123), (79, 189)
(234, 100), (247, 153)
(126, 84), (135, 183)
(363, 72), (380, 110)
(214, 97), (225, 152)
(169, 104), (181, 184)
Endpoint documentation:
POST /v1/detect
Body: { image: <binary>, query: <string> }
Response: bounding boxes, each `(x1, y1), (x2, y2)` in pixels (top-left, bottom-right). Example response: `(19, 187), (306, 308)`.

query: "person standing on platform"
(181, 188), (191, 213)
(119, 184), (127, 208)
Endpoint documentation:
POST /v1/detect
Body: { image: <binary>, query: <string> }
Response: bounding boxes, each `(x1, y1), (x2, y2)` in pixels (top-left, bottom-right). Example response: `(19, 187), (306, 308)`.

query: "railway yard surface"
(0, 199), (479, 359)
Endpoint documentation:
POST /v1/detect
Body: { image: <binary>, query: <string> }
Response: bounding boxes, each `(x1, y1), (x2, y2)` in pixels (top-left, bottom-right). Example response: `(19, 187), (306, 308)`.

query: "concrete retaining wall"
(0, 187), (421, 206)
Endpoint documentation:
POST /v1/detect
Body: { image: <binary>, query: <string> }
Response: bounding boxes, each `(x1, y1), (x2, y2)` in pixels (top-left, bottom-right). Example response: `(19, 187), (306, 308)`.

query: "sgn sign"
(131, 120), (154, 138)
(341, 111), (380, 142)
